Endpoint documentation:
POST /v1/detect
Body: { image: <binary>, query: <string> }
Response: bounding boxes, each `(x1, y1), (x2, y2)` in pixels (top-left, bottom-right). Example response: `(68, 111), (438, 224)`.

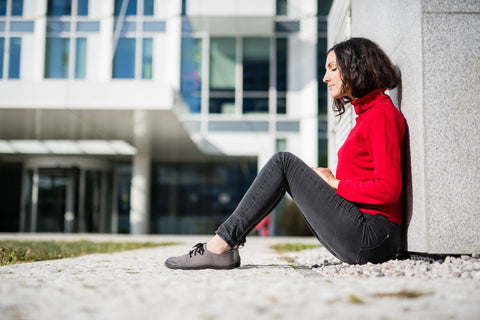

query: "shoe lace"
(189, 243), (205, 258)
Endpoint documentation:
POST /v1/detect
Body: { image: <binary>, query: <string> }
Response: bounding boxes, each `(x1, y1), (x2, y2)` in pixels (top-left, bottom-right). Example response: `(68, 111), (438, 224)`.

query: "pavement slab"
(1, 234), (479, 320)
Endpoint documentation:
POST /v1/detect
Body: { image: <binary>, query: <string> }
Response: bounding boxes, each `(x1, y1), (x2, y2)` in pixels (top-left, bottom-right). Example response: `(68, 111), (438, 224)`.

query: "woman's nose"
(322, 72), (329, 83)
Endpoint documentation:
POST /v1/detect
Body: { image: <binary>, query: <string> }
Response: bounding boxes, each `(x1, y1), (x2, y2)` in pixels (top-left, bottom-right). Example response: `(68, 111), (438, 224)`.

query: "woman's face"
(323, 50), (351, 99)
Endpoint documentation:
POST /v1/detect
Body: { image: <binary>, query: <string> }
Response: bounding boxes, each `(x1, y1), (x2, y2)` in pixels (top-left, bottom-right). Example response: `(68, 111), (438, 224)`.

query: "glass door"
(36, 168), (78, 233)
(21, 159), (113, 233)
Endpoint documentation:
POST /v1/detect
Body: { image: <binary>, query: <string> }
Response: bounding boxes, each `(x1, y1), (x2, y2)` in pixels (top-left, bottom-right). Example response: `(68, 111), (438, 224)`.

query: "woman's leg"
(216, 152), (400, 264)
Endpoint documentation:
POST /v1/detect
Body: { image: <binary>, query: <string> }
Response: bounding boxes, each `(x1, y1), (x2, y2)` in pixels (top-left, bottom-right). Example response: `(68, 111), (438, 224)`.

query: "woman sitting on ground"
(165, 37), (406, 269)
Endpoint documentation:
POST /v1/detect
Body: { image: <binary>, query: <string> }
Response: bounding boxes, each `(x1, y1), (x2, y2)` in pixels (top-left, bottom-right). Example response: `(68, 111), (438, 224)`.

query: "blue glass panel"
(8, 37), (21, 78)
(47, 0), (72, 16)
(12, 0), (23, 16)
(180, 37), (202, 113)
(75, 38), (86, 79)
(44, 37), (69, 78)
(144, 0), (154, 15)
(113, 37), (135, 78)
(143, 21), (165, 32)
(181, 18), (193, 33)
(0, 0), (6, 16)
(114, 0), (136, 16)
(77, 0), (88, 16)
(142, 38), (152, 79)
(120, 21), (136, 33)
(0, 38), (4, 78)
(10, 21), (35, 32)
(47, 20), (71, 33)
(0, 21), (5, 32)
(76, 21), (99, 32)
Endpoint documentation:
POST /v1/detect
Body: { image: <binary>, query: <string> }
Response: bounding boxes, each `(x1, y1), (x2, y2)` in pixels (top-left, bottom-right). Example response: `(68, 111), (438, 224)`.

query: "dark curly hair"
(328, 37), (400, 116)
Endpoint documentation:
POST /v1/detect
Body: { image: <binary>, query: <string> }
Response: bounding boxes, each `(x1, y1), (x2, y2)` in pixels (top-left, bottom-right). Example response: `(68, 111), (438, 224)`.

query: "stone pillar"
(329, 0), (480, 254)
(129, 110), (151, 234)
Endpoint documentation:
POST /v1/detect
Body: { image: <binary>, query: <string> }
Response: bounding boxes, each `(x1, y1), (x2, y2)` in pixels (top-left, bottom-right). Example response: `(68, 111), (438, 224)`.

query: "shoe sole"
(164, 261), (237, 270)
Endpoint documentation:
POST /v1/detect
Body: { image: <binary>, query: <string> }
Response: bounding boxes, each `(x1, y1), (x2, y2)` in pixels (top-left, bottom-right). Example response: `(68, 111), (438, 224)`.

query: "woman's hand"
(312, 167), (340, 190)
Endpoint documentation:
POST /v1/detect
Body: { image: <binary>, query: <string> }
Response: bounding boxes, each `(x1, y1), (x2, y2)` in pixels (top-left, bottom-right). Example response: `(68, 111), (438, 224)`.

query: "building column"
(129, 110), (151, 234)
(328, 0), (480, 255)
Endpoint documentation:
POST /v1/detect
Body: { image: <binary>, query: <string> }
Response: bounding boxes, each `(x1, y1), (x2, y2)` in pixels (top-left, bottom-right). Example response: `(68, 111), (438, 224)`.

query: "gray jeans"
(216, 152), (401, 264)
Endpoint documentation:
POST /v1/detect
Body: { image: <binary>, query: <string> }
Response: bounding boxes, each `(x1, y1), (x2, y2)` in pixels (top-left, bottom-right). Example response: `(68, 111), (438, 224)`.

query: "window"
(0, 1), (24, 79)
(8, 37), (21, 78)
(243, 38), (270, 113)
(115, 0), (155, 16)
(44, 0), (92, 79)
(180, 37), (202, 113)
(276, 0), (287, 16)
(276, 38), (287, 114)
(45, 37), (70, 78)
(113, 38), (135, 78)
(142, 38), (152, 79)
(276, 138), (287, 152)
(112, 0), (159, 79)
(0, 38), (4, 77)
(0, 0), (22, 16)
(0, 35), (21, 79)
(74, 38), (86, 78)
(77, 0), (88, 16)
(209, 38), (236, 114)
(47, 0), (72, 16)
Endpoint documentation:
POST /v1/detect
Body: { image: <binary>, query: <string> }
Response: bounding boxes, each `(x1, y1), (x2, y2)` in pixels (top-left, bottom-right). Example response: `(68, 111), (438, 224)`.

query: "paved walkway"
(1, 234), (479, 320)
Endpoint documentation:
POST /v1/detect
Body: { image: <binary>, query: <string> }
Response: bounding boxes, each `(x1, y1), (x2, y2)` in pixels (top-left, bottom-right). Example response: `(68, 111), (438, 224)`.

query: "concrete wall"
(328, 0), (480, 254)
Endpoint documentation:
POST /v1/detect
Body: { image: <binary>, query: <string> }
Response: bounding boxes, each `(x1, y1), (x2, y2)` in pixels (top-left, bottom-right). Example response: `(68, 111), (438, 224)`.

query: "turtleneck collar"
(352, 89), (388, 115)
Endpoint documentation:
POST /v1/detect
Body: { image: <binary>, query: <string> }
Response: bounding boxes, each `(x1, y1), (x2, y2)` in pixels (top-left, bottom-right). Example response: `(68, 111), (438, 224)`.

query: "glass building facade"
(0, 0), (333, 235)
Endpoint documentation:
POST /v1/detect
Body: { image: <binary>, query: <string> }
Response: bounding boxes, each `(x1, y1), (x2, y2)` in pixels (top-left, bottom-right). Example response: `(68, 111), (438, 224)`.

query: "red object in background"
(253, 216), (270, 236)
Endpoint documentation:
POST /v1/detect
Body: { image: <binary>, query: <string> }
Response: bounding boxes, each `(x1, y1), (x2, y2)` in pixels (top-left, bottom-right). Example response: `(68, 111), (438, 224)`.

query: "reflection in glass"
(243, 97), (269, 114)
(8, 37), (21, 78)
(180, 37), (202, 113)
(37, 173), (67, 232)
(144, 0), (154, 15)
(113, 37), (135, 78)
(209, 97), (235, 114)
(0, 0), (5, 15)
(277, 96), (286, 114)
(210, 38), (235, 90)
(114, 0), (137, 16)
(77, 0), (88, 16)
(243, 38), (270, 91)
(150, 162), (257, 234)
(0, 38), (4, 78)
(142, 38), (152, 79)
(45, 37), (70, 78)
(47, 0), (72, 16)
(75, 38), (86, 79)
(12, 0), (23, 16)
(276, 0), (287, 16)
(276, 38), (287, 91)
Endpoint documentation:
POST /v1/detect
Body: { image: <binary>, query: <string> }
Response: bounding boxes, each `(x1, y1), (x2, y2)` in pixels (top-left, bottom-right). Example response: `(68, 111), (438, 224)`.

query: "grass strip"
(270, 242), (322, 254)
(0, 240), (178, 266)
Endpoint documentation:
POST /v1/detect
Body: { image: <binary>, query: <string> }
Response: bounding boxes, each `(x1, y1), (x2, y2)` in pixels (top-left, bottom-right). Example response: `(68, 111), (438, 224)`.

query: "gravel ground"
(1, 234), (479, 320)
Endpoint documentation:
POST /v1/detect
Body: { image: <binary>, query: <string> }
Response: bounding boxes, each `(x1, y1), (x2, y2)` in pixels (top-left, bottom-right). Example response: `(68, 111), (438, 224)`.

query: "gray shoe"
(233, 247), (241, 268)
(165, 243), (238, 270)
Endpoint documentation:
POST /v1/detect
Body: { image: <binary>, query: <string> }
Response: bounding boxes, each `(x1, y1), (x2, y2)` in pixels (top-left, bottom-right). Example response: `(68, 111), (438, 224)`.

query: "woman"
(165, 37), (406, 269)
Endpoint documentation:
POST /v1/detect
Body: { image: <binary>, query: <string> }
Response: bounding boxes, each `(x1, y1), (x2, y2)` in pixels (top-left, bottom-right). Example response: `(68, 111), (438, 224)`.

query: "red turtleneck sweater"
(335, 89), (406, 225)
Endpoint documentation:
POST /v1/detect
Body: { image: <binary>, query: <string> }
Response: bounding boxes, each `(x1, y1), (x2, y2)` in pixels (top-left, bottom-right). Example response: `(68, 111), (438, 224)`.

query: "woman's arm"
(312, 167), (340, 189)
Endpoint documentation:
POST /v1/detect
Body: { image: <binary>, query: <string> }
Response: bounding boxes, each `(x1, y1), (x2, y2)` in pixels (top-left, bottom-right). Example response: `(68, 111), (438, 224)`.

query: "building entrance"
(21, 158), (112, 233)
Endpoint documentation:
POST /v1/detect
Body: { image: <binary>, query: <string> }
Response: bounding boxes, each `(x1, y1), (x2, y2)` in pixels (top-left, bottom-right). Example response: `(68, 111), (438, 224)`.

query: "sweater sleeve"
(336, 107), (405, 205)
